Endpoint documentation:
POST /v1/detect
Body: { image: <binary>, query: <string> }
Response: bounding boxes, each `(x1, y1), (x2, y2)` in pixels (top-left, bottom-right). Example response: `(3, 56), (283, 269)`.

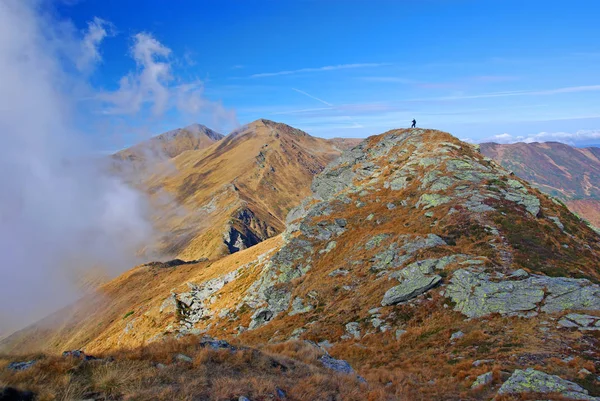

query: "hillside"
(480, 141), (600, 227)
(4, 128), (600, 400)
(126, 119), (344, 261)
(113, 123), (224, 164)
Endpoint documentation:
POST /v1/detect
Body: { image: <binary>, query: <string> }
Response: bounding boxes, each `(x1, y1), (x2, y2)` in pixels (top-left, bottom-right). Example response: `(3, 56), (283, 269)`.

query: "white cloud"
(98, 33), (172, 116)
(0, 1), (154, 333)
(76, 17), (113, 72)
(97, 33), (237, 131)
(476, 130), (600, 146)
(250, 63), (390, 78)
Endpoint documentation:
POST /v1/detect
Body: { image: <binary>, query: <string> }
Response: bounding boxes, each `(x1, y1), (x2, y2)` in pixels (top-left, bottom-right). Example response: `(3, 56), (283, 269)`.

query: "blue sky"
(54, 0), (600, 148)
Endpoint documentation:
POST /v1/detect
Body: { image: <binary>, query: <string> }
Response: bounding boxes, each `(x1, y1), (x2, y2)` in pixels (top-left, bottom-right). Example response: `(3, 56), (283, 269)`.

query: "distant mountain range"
(481, 141), (600, 227)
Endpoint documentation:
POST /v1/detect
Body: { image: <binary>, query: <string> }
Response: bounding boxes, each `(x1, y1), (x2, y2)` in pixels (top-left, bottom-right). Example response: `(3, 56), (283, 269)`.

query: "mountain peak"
(114, 124), (224, 161)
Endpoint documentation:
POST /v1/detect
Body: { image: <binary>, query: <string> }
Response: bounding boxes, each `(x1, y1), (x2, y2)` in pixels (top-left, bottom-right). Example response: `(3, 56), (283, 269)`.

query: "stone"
(558, 313), (600, 330)
(395, 329), (407, 340)
(174, 353), (193, 363)
(288, 297), (313, 316)
(450, 331), (464, 341)
(345, 322), (361, 340)
(328, 268), (349, 277)
(320, 355), (355, 375)
(416, 193), (451, 209)
(6, 361), (36, 371)
(390, 176), (409, 191)
(472, 359), (494, 367)
(471, 372), (493, 388)
(381, 275), (442, 306)
(289, 328), (306, 340)
(335, 218), (347, 228)
(498, 368), (599, 400)
(319, 241), (337, 254)
(159, 294), (177, 314)
(549, 216), (565, 231)
(365, 234), (391, 250)
(62, 350), (97, 361)
(510, 269), (529, 278)
(239, 397), (252, 401)
(445, 269), (600, 319)
(199, 337), (236, 351)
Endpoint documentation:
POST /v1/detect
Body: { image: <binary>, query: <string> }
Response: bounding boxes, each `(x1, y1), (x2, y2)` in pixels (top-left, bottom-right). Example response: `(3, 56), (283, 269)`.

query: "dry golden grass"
(0, 336), (375, 401)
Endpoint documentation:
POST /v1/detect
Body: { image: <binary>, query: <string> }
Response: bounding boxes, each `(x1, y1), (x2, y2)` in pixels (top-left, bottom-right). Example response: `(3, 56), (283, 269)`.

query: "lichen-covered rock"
(288, 296), (313, 316)
(343, 322), (361, 340)
(416, 193), (451, 209)
(558, 313), (600, 331)
(450, 331), (464, 341)
(471, 372), (493, 388)
(370, 234), (447, 272)
(446, 269), (600, 318)
(381, 274), (441, 306)
(498, 368), (600, 400)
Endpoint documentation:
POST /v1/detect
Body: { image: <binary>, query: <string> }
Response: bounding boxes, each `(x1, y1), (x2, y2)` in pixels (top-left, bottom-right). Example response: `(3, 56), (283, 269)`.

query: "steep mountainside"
(132, 119), (343, 260)
(481, 141), (600, 226)
(5, 129), (600, 400)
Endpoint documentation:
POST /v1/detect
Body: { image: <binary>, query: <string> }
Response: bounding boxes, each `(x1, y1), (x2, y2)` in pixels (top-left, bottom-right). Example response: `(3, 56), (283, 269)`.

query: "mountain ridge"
(4, 127), (600, 400)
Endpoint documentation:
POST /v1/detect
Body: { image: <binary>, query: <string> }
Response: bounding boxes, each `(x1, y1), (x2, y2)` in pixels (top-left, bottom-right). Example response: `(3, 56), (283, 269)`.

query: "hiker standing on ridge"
(411, 119), (416, 128)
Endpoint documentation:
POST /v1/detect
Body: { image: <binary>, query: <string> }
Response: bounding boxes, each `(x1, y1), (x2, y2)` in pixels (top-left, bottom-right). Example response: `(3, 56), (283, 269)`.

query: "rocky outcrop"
(176, 267), (244, 331)
(370, 234), (447, 272)
(498, 368), (600, 400)
(558, 313), (600, 331)
(382, 274), (441, 306)
(446, 268), (600, 318)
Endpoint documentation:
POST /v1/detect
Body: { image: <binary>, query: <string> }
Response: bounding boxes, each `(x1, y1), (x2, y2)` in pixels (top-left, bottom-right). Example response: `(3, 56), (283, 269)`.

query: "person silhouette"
(411, 119), (416, 128)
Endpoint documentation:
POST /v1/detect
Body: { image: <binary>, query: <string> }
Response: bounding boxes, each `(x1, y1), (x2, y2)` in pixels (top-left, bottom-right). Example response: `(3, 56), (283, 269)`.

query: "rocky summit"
(3, 127), (600, 400)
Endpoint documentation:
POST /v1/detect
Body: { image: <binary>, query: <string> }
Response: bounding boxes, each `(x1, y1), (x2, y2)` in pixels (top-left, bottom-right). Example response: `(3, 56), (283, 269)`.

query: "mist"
(0, 1), (151, 335)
